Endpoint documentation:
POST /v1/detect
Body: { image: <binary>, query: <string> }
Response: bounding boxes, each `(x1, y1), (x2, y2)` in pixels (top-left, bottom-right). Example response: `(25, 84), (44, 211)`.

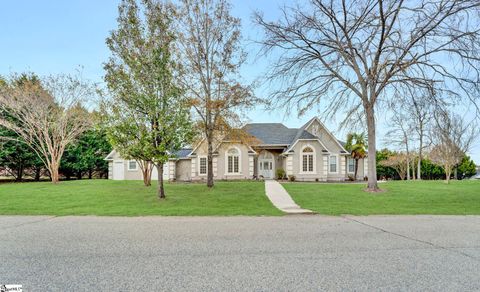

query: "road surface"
(1, 215), (479, 291)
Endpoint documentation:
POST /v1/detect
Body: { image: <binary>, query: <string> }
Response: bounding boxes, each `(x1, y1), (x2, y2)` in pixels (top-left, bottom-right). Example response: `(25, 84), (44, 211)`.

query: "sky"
(1, 0), (479, 163)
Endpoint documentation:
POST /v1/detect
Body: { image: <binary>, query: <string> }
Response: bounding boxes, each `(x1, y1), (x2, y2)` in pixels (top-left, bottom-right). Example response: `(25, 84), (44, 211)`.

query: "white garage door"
(112, 160), (125, 180)
(151, 163), (169, 180)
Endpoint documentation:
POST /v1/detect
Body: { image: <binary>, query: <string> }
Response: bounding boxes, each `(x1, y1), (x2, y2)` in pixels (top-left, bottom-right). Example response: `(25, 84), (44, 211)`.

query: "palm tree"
(345, 133), (368, 180)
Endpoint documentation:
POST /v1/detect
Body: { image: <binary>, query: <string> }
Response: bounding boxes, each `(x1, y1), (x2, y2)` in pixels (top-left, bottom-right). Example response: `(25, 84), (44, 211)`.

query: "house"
(105, 117), (368, 181)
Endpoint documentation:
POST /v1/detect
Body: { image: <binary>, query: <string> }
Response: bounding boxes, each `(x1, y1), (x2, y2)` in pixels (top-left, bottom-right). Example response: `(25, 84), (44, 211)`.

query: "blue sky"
(1, 0), (479, 163)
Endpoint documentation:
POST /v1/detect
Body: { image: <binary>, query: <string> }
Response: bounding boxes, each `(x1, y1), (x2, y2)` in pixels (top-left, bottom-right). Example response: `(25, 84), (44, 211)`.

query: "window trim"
(347, 157), (356, 174)
(127, 160), (138, 171)
(225, 146), (241, 175)
(329, 155), (338, 174)
(299, 145), (316, 174)
(198, 156), (207, 176)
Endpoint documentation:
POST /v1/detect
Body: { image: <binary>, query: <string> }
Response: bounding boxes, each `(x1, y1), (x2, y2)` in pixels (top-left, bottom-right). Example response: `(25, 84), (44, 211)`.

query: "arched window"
(226, 147), (240, 174)
(302, 146), (315, 173)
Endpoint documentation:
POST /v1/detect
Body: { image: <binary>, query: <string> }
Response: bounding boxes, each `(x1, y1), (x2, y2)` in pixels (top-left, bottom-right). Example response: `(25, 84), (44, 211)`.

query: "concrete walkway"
(264, 180), (313, 214)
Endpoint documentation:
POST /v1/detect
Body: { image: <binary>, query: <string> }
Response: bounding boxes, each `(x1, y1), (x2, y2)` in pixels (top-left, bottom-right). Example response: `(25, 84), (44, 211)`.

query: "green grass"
(0, 180), (282, 216)
(283, 180), (480, 215)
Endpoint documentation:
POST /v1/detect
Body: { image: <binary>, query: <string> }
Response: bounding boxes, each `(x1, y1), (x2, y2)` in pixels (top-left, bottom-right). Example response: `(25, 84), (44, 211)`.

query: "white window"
(128, 160), (138, 171)
(199, 156), (207, 175)
(301, 146), (315, 173)
(347, 157), (356, 173)
(329, 155), (337, 173)
(226, 147), (240, 174)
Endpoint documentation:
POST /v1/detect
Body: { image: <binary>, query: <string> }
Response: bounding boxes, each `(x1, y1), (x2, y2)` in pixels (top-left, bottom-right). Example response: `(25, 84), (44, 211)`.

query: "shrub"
(288, 175), (296, 182)
(347, 175), (355, 181)
(276, 168), (286, 180)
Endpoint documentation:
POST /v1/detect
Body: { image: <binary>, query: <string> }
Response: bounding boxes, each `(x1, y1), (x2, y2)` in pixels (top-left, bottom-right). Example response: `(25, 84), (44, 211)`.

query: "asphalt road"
(1, 215), (479, 291)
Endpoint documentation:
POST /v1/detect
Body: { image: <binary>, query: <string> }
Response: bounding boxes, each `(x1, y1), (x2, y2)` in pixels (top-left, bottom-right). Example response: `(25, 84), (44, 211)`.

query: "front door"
(259, 159), (274, 179)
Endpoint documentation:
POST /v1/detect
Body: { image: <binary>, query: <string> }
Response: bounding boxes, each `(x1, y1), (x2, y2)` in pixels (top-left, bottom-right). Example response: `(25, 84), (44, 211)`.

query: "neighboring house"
(105, 117), (368, 182)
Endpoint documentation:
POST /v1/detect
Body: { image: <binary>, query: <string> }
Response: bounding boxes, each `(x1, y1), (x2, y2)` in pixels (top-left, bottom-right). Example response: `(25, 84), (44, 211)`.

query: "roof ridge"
(244, 122), (286, 125)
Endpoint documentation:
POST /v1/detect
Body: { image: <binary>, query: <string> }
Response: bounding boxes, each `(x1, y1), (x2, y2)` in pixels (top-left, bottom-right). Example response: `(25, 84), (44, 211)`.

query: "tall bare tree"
(429, 110), (478, 183)
(393, 85), (436, 180)
(384, 108), (413, 180)
(178, 0), (256, 188)
(0, 73), (93, 183)
(255, 0), (480, 191)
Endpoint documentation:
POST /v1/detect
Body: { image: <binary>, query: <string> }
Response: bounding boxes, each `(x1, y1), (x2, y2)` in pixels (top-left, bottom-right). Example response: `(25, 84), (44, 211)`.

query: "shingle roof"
(242, 123), (299, 145)
(242, 123), (318, 146)
(174, 148), (192, 159)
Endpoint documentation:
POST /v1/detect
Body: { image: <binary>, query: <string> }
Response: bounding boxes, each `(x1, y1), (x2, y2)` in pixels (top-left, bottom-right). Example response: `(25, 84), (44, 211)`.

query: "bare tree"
(255, 0), (480, 191)
(387, 86), (436, 180)
(384, 108), (413, 180)
(0, 74), (93, 183)
(379, 152), (409, 180)
(399, 86), (435, 180)
(178, 0), (256, 188)
(429, 110), (478, 183)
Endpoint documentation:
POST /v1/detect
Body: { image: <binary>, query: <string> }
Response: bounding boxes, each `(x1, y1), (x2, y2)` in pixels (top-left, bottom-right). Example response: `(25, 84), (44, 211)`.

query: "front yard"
(0, 180), (282, 216)
(283, 180), (480, 215)
(1, 179), (479, 216)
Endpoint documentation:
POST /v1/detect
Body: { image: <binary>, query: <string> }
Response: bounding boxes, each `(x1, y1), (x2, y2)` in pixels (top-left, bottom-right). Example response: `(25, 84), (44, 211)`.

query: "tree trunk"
(406, 155), (410, 180)
(445, 166), (451, 184)
(76, 171), (82, 180)
(50, 163), (60, 184)
(365, 105), (379, 191)
(157, 163), (165, 199)
(417, 133), (423, 180)
(207, 134), (214, 188)
(88, 169), (93, 179)
(141, 162), (153, 186)
(34, 168), (41, 181)
(15, 164), (24, 182)
(411, 157), (416, 181)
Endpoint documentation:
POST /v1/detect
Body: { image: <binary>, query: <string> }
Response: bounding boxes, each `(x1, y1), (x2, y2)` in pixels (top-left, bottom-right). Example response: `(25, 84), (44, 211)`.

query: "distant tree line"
(377, 149), (476, 181)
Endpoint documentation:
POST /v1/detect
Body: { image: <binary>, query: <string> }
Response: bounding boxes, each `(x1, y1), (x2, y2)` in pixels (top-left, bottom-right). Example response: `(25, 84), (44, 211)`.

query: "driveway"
(1, 215), (479, 291)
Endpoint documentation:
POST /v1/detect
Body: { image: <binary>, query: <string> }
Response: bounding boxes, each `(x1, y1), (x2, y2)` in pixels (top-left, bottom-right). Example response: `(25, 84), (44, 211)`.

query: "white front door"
(113, 160), (125, 180)
(259, 159), (274, 179)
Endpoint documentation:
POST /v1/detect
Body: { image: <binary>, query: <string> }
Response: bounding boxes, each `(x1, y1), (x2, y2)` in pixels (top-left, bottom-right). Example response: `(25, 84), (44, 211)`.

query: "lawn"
(0, 180), (282, 216)
(283, 180), (480, 215)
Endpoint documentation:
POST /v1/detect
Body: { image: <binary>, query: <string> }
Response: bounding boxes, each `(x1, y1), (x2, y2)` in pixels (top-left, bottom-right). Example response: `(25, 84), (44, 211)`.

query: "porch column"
(248, 156), (254, 177)
(191, 157), (196, 179)
(168, 161), (176, 181)
(340, 156), (346, 176)
(286, 155), (293, 176)
(213, 157), (218, 177)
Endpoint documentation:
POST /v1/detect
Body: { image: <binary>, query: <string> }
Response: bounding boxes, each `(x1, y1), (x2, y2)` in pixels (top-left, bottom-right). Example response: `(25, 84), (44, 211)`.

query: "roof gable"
(302, 117), (348, 153)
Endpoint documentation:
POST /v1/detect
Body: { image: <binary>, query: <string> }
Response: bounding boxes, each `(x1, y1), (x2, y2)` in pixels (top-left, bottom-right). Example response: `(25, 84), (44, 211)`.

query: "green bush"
(288, 175), (296, 182)
(276, 168), (286, 180)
